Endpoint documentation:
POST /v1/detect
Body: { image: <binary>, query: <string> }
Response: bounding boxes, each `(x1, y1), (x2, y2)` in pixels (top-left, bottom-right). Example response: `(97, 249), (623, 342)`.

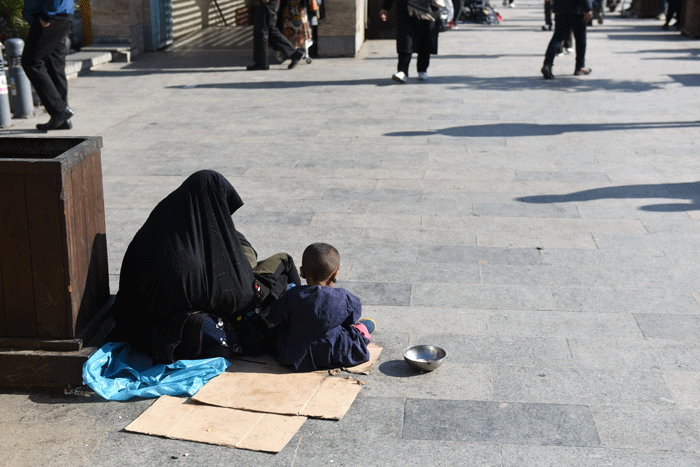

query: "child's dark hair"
(302, 243), (340, 283)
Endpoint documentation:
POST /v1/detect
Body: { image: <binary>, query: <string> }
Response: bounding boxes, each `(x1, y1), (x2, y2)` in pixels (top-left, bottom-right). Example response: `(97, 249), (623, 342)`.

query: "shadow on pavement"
(518, 181), (700, 212)
(378, 360), (427, 378)
(384, 120), (700, 138)
(160, 75), (670, 92)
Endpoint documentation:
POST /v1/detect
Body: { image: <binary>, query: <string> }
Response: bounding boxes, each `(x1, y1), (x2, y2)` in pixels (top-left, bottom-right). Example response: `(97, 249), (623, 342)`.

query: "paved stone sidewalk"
(2, 0), (700, 465)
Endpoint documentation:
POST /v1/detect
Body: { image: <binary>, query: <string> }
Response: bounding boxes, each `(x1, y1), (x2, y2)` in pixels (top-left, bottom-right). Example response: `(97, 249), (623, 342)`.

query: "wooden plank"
(0, 337), (82, 351)
(0, 174), (37, 337)
(60, 167), (80, 337)
(26, 173), (69, 338)
(75, 150), (109, 334)
(66, 164), (89, 338)
(0, 346), (96, 387)
(89, 149), (110, 308)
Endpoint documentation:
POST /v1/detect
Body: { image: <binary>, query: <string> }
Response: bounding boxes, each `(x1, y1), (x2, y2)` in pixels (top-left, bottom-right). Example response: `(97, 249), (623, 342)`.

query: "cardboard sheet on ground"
(125, 395), (306, 453)
(192, 359), (364, 420)
(344, 344), (382, 374)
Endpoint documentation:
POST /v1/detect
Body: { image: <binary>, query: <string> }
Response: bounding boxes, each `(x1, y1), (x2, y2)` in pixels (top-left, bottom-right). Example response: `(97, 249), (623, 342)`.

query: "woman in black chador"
(380, 0), (440, 83)
(111, 170), (300, 363)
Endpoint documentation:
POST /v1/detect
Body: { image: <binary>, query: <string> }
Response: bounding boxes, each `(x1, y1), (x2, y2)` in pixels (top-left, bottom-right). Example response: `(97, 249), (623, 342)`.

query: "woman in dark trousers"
(541, 0), (593, 79)
(380, 0), (439, 83)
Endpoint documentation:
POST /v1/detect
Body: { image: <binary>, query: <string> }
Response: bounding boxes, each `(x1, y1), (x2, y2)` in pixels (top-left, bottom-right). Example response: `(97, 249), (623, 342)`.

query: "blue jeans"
(543, 13), (587, 70)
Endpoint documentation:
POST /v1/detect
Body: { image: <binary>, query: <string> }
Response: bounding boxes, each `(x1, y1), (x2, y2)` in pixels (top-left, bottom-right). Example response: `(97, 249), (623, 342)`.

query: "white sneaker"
(392, 71), (407, 83)
(564, 47), (573, 54)
(417, 72), (428, 81)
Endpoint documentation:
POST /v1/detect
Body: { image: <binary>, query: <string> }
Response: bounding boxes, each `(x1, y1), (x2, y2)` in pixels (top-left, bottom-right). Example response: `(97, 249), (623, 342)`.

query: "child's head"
(300, 243), (340, 287)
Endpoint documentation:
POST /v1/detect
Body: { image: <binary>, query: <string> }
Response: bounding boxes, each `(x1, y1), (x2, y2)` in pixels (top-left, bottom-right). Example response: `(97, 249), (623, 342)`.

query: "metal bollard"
(5, 38), (34, 119)
(0, 43), (13, 128)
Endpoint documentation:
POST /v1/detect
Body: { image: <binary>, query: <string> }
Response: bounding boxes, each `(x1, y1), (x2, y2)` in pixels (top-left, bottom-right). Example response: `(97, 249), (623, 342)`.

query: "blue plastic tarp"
(83, 342), (230, 401)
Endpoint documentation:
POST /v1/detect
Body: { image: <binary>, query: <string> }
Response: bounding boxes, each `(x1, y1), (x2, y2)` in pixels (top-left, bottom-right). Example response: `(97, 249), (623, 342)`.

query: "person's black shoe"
(541, 65), (554, 79)
(246, 63), (270, 70)
(36, 106), (74, 132)
(57, 119), (72, 130)
(288, 49), (304, 69)
(574, 67), (592, 75)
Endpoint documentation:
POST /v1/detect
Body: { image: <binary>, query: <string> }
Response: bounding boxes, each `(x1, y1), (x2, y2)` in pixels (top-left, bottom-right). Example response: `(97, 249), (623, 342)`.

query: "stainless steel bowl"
(403, 345), (446, 372)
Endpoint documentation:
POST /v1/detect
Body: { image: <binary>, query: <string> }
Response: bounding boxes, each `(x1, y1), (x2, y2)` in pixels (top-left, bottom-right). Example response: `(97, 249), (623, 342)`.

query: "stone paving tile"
(551, 287), (700, 314)
(515, 171), (611, 183)
(84, 429), (291, 467)
(474, 202), (581, 218)
(569, 338), (700, 372)
(339, 281), (412, 306)
(403, 399), (600, 447)
(414, 334), (572, 368)
(591, 406), (700, 451)
(359, 228), (477, 246)
(540, 248), (671, 269)
(664, 371), (700, 410)
(348, 260), (481, 284)
(299, 396), (404, 439)
(0, 422), (108, 467)
(420, 214), (534, 231)
(529, 217), (647, 234)
(416, 245), (542, 265)
(477, 230), (597, 249)
(291, 438), (502, 466)
(361, 306), (488, 334)
(481, 264), (619, 287)
(500, 444), (700, 467)
(411, 283), (555, 309)
(482, 309), (642, 339)
(492, 366), (672, 407)
(634, 314), (700, 341)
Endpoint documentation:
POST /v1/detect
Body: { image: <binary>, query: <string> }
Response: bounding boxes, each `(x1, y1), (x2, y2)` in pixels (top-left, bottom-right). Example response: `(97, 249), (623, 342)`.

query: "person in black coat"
(380, 0), (439, 82)
(22, 0), (74, 131)
(541, 0), (593, 79)
(111, 170), (301, 363)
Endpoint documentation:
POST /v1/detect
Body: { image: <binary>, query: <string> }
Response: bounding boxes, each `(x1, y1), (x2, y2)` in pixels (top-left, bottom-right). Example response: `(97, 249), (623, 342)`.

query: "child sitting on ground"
(267, 243), (375, 372)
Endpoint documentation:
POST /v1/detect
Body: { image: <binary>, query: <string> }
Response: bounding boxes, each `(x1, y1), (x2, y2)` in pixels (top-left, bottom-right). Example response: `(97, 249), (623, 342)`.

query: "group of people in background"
(247, 0), (317, 70)
(19, 0), (685, 131)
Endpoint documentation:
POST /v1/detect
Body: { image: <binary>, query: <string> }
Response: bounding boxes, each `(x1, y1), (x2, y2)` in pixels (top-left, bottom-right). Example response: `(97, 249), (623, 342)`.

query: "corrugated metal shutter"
(171, 0), (248, 42)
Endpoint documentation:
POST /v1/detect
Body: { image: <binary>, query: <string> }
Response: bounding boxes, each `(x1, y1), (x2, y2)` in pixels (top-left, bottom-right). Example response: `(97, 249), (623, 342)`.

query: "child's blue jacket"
(23, 0), (74, 25)
(267, 285), (370, 372)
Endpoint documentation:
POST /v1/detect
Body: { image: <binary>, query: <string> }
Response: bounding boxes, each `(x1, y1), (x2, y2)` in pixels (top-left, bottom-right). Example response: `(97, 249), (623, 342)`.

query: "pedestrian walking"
(247, 0), (305, 70)
(380, 0), (440, 83)
(21, 0), (74, 131)
(541, 0), (593, 79)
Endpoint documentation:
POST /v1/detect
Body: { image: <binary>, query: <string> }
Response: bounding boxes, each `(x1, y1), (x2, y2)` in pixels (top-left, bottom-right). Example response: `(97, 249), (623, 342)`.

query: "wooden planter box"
(682, 0), (700, 37)
(0, 137), (110, 349)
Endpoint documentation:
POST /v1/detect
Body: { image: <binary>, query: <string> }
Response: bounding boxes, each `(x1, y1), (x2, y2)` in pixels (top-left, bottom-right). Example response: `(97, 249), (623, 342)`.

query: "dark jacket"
(552, 0), (592, 15)
(267, 285), (370, 372)
(112, 170), (258, 363)
(23, 0), (74, 25)
(382, 0), (439, 55)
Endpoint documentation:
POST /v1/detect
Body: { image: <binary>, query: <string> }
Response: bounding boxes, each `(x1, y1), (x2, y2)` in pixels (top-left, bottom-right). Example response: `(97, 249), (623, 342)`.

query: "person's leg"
(44, 35), (69, 106)
(544, 15), (571, 67)
(572, 15), (587, 71)
(21, 18), (72, 117)
(398, 52), (411, 74)
(252, 2), (271, 65)
(563, 28), (573, 50)
(544, 0), (553, 28)
(253, 252), (301, 304)
(417, 52), (430, 73)
(266, 1), (297, 59)
(452, 0), (462, 22)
